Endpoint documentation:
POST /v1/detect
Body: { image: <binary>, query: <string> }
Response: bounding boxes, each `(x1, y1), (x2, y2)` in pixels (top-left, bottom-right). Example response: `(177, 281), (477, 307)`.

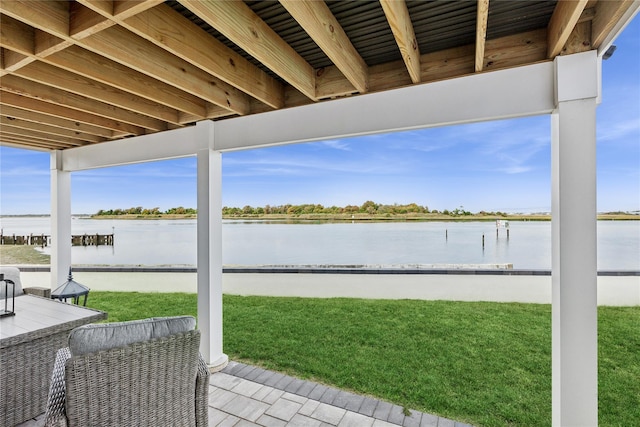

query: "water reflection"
(1, 217), (638, 270)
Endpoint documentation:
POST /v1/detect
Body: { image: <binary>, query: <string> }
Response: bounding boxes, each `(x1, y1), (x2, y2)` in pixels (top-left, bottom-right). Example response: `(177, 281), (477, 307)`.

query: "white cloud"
(498, 165), (533, 174)
(597, 118), (640, 142)
(319, 140), (352, 151)
(0, 166), (49, 177)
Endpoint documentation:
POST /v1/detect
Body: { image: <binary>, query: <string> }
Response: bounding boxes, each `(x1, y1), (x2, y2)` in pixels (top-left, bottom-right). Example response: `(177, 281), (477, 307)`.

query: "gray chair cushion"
(0, 266), (24, 298)
(68, 315), (196, 356)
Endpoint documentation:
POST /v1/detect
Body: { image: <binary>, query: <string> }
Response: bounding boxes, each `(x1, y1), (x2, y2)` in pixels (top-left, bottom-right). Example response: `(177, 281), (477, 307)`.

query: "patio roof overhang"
(2, 2), (639, 426)
(0, 0), (637, 151)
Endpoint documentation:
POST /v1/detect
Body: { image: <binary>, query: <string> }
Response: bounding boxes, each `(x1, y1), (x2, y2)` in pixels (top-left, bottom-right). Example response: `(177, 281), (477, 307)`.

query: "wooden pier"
(0, 233), (114, 247)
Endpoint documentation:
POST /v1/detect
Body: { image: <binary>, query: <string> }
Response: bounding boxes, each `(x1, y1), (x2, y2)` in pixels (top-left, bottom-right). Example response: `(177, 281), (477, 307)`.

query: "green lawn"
(87, 292), (639, 427)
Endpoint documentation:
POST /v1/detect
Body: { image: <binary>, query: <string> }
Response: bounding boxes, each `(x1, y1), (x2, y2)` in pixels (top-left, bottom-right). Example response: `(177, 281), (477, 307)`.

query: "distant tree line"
(222, 202), (509, 217)
(222, 201), (430, 216)
(94, 202), (511, 217)
(95, 206), (196, 216)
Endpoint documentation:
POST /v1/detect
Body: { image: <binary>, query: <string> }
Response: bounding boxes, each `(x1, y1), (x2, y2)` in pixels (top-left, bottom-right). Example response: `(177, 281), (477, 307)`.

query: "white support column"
(196, 121), (228, 370)
(551, 51), (599, 427)
(50, 151), (71, 289)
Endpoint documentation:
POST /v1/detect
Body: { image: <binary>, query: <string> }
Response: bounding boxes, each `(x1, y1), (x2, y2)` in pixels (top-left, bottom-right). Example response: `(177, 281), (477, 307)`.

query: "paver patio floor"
(18, 360), (472, 427)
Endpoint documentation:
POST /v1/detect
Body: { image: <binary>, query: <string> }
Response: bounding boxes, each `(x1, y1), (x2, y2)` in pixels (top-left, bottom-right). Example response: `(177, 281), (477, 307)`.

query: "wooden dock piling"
(0, 232), (113, 247)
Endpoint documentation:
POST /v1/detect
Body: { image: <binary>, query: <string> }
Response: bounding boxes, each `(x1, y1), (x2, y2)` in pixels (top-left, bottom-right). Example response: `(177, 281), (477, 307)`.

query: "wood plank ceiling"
(0, 0), (634, 151)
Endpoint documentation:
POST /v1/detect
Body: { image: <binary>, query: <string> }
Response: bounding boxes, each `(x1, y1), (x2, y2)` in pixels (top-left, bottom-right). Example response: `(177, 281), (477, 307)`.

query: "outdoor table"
(0, 294), (107, 426)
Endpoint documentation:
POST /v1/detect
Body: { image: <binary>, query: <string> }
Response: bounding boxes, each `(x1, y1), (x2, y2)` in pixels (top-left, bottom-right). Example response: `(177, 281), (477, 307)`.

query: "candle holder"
(0, 273), (16, 317)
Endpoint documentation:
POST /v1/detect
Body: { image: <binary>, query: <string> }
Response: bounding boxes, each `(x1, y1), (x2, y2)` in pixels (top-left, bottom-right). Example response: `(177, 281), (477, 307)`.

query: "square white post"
(196, 121), (228, 370)
(551, 51), (599, 426)
(50, 151), (71, 289)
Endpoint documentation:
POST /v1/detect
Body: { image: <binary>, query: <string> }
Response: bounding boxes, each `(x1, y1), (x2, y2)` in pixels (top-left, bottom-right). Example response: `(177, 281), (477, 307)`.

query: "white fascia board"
(61, 125), (204, 172)
(61, 61), (555, 168)
(214, 61), (555, 152)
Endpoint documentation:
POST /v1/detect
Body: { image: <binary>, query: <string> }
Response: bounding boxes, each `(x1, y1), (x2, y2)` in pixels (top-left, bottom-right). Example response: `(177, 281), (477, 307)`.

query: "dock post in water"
(0, 232), (113, 247)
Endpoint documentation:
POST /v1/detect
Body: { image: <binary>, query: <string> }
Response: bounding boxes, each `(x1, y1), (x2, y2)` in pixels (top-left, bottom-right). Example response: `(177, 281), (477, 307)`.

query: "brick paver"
(15, 361), (474, 427)
(215, 362), (474, 426)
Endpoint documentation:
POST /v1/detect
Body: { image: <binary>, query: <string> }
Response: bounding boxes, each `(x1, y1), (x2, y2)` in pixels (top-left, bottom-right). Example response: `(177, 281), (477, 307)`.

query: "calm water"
(1, 217), (638, 270)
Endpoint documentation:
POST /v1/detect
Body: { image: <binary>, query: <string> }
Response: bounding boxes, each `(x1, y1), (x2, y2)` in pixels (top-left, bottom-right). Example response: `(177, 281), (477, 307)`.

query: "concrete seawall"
(15, 266), (640, 306)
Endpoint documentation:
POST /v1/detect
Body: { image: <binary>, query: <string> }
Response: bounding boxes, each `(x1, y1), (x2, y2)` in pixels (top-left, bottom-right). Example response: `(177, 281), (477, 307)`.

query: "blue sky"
(1, 17), (638, 216)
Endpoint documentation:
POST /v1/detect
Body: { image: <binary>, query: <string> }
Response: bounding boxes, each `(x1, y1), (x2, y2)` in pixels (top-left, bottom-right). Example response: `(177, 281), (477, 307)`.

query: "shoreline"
(94, 213), (639, 221)
(9, 263), (640, 276)
(3, 214), (639, 221)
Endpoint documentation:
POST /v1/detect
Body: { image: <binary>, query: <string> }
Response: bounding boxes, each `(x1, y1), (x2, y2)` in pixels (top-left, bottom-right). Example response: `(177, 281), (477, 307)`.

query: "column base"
(208, 353), (229, 373)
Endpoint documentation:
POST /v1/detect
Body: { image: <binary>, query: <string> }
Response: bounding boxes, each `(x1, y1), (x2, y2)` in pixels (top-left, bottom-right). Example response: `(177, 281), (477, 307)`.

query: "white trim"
(554, 51), (599, 103)
(551, 52), (599, 426)
(50, 151), (71, 289)
(214, 61), (555, 151)
(195, 122), (227, 367)
(61, 126), (200, 171)
(58, 61), (556, 171)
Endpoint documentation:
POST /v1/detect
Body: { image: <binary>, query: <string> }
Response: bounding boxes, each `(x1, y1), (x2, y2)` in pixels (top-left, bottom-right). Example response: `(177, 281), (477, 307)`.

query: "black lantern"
(51, 268), (90, 306)
(0, 273), (16, 317)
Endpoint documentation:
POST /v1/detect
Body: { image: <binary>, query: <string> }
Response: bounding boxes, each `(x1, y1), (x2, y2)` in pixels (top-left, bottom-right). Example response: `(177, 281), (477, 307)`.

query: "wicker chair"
(44, 317), (210, 427)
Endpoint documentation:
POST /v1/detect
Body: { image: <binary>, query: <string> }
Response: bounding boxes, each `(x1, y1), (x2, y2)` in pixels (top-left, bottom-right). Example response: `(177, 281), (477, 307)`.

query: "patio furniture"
(44, 316), (210, 427)
(0, 292), (106, 426)
(0, 266), (52, 298)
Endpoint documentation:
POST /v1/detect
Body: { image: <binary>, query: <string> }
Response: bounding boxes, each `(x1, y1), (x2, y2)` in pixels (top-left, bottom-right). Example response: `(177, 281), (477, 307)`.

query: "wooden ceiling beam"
(592, 0), (636, 49)
(0, 116), (105, 143)
(0, 134), (68, 150)
(0, 104), (115, 138)
(12, 62), (182, 125)
(77, 1), (282, 110)
(177, 109), (237, 126)
(112, 0), (165, 18)
(578, 7), (596, 24)
(315, 66), (358, 99)
(179, 0), (317, 101)
(484, 28), (547, 71)
(380, 0), (420, 84)
(548, 0), (589, 57)
(69, 0), (163, 24)
(114, 3), (283, 110)
(0, 1), (69, 38)
(1, 75), (167, 132)
(2, 49), (33, 72)
(77, 0), (259, 114)
(46, 46), (207, 118)
(80, 25), (250, 116)
(281, 0), (369, 93)
(204, 105), (237, 121)
(35, 30), (73, 57)
(254, 27), (548, 113)
(475, 0), (490, 72)
(0, 14), (37, 71)
(0, 14), (34, 53)
(0, 2), (73, 68)
(0, 125), (88, 147)
(69, 2), (116, 39)
(0, 14), (207, 118)
(3, 1), (247, 116)
(0, 90), (143, 136)
(563, 20), (593, 55)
